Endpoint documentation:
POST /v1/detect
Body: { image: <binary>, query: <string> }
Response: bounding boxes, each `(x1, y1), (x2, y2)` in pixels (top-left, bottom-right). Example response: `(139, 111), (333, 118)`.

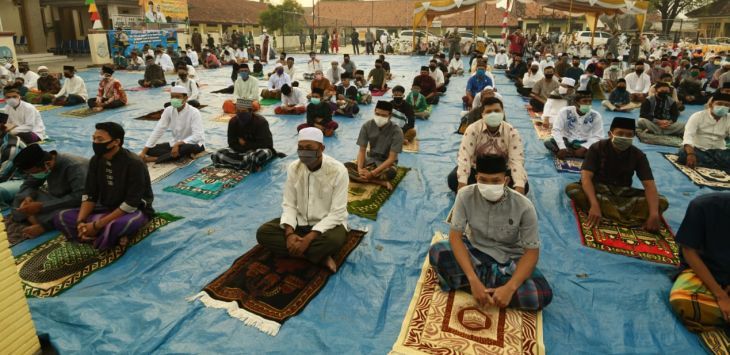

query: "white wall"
(0, 0), (24, 35)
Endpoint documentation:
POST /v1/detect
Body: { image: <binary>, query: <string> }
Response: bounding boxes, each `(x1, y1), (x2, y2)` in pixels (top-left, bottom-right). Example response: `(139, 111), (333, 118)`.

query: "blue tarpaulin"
(7, 55), (711, 354)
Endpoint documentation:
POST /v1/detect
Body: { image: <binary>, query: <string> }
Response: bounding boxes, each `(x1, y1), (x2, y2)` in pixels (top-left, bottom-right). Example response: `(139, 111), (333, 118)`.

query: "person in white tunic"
(168, 64), (201, 108)
(261, 63), (291, 99)
(52, 65), (88, 106)
(1, 87), (47, 144)
(17, 62), (39, 90)
(544, 90), (604, 159)
(448, 53), (464, 76)
(676, 92), (730, 172)
(155, 49), (175, 72)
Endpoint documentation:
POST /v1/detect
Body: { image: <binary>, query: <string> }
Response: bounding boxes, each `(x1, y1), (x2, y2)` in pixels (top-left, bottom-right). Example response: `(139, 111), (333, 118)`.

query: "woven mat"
(34, 105), (63, 112)
(14, 213), (182, 298)
(193, 229), (366, 336)
(390, 232), (545, 355)
(163, 165), (248, 199)
(260, 98), (281, 106)
(571, 201), (679, 265)
(147, 152), (207, 183)
(554, 157), (583, 174)
(636, 131), (683, 148)
(532, 120), (551, 140)
(60, 107), (99, 118)
(403, 139), (419, 153)
(126, 86), (151, 92)
(347, 166), (409, 220)
(700, 329), (730, 355)
(663, 154), (730, 190)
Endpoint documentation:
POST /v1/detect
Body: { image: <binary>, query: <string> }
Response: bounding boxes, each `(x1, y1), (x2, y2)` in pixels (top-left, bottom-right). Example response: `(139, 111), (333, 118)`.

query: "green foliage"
(259, 0), (305, 34)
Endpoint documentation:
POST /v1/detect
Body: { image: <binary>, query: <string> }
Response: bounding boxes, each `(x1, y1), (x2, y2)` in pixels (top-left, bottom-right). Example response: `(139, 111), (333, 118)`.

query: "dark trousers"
(365, 42), (374, 55)
(678, 148), (730, 173)
(15, 132), (41, 145)
(352, 42), (360, 55)
(87, 98), (125, 110)
(139, 79), (166, 88)
(517, 87), (533, 97)
(447, 166), (529, 193)
(528, 98), (545, 112)
(256, 218), (347, 264)
(426, 94), (440, 105)
(54, 94), (85, 106)
(147, 142), (205, 163)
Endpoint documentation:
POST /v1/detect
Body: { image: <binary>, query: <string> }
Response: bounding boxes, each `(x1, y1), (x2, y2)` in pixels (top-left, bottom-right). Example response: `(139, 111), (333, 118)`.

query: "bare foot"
(92, 107), (104, 112)
(119, 236), (129, 247)
(22, 224), (45, 238)
(322, 256), (337, 273)
(143, 156), (158, 163)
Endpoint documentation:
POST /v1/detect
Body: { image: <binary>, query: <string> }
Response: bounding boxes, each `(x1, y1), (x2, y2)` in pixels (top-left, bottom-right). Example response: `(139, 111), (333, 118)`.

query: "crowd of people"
(1, 25), (729, 340)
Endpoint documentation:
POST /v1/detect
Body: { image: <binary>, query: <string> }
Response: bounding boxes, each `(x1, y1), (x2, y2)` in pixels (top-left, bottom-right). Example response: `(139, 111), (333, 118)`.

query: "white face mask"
(558, 86), (569, 95)
(477, 183), (505, 202)
(483, 111), (504, 128)
(6, 98), (20, 107)
(373, 114), (390, 127)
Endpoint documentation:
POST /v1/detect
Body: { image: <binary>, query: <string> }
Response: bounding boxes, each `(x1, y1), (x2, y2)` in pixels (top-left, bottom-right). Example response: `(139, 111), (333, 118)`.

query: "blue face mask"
(239, 72), (249, 80)
(310, 98), (321, 105)
(476, 69), (486, 77)
(31, 170), (50, 179)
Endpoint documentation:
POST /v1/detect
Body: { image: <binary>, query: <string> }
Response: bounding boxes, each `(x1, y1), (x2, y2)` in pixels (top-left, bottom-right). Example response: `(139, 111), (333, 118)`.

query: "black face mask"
(544, 74), (554, 79)
(93, 141), (114, 156)
(657, 92), (669, 98)
(393, 97), (403, 104)
(429, 66), (436, 70)
(635, 69), (644, 74)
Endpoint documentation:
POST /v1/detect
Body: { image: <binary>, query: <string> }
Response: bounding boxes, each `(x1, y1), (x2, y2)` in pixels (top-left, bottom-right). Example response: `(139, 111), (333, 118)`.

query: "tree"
(649, 0), (710, 35)
(259, 0), (305, 35)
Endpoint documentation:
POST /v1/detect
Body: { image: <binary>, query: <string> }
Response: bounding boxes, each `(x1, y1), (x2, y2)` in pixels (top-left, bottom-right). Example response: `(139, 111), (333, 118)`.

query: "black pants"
(426, 94), (440, 105)
(352, 42), (360, 55)
(87, 98), (125, 110)
(366, 42), (374, 55)
(447, 166), (529, 193)
(139, 79), (166, 88)
(517, 87), (533, 97)
(528, 98), (545, 112)
(147, 143), (205, 163)
(54, 94), (86, 106)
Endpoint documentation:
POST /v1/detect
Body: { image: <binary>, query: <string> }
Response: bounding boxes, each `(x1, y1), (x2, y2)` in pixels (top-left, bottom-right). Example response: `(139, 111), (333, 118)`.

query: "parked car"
(692, 38), (730, 54)
(398, 30), (440, 44)
(573, 31), (612, 46)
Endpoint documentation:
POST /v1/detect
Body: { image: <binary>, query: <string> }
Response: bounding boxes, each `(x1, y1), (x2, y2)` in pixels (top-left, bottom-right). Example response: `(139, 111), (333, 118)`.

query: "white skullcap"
(171, 86), (188, 94)
(3, 63), (11, 69)
(561, 77), (576, 86)
(482, 85), (494, 91)
(298, 127), (323, 144)
(530, 62), (539, 67)
(254, 56), (260, 60)
(535, 51), (540, 55)
(37, 66), (48, 71)
(275, 63), (283, 68)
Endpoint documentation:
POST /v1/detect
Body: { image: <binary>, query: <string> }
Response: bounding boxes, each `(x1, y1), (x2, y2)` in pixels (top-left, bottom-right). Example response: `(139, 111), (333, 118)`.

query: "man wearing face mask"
(276, 84), (308, 115)
(334, 73), (359, 117)
(566, 117), (667, 232)
(540, 77), (576, 127)
(624, 61), (652, 104)
(677, 66), (708, 105)
(600, 58), (622, 94)
(517, 63), (543, 97)
(389, 86), (416, 145)
(88, 65), (127, 112)
(304, 52), (322, 80)
(529, 66), (559, 112)
(138, 55), (167, 88)
(326, 61), (343, 86)
(30, 66), (60, 105)
(493, 49), (509, 69)
(429, 59), (446, 93)
(463, 63), (492, 110)
(678, 92), (730, 172)
(16, 62), (39, 91)
(432, 154), (552, 311)
(554, 54), (570, 78)
(256, 127), (349, 273)
(341, 54), (357, 77)
(0, 63), (15, 87)
(407, 83), (430, 119)
(506, 55), (528, 82)
(545, 91), (604, 159)
(450, 97), (527, 194)
(212, 99), (276, 171)
(261, 63), (291, 100)
(345, 101), (403, 190)
(470, 86), (503, 110)
(638, 82), (683, 137)
(299, 88), (337, 136)
(139, 86), (205, 163)
(1, 87), (46, 144)
(10, 144), (87, 239)
(55, 122), (154, 250)
(169, 63), (200, 108)
(602, 78), (633, 112)
(565, 56), (584, 84)
(368, 60), (388, 93)
(52, 66), (87, 107)
(222, 64), (260, 114)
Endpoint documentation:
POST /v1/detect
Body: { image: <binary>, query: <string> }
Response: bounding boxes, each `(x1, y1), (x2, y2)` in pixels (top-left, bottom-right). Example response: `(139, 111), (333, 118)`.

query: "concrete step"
(16, 53), (72, 68)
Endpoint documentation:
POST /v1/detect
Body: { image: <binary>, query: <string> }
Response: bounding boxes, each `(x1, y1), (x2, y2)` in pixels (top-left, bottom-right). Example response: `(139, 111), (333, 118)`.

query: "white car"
(574, 31), (612, 46)
(457, 31), (486, 46)
(398, 30), (441, 44)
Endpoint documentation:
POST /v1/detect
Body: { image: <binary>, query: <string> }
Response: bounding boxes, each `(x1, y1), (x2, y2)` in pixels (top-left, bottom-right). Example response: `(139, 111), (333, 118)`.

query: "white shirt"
(471, 92), (504, 110)
(682, 109), (730, 151)
(233, 76), (260, 100)
(281, 87), (307, 107)
(448, 58), (464, 72)
(144, 104), (205, 148)
(280, 154), (349, 233)
(307, 59), (322, 73)
(494, 53), (509, 66)
(20, 71), (40, 90)
(326, 66), (343, 85)
(130, 56), (145, 67)
(380, 34), (389, 45)
(284, 65), (296, 78)
(156, 53), (174, 71)
(623, 72), (651, 94)
(578, 73), (593, 91)
(55, 75), (88, 100)
(539, 59), (555, 73)
(235, 49), (247, 59)
(522, 70), (544, 89)
(2, 100), (46, 139)
(186, 65), (197, 80)
(551, 106), (604, 150)
(429, 68), (445, 87)
(268, 73), (292, 90)
(187, 50), (199, 67)
(177, 78), (200, 101)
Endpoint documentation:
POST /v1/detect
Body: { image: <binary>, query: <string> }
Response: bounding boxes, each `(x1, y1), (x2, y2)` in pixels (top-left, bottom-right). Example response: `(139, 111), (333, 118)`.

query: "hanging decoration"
(87, 0), (103, 29)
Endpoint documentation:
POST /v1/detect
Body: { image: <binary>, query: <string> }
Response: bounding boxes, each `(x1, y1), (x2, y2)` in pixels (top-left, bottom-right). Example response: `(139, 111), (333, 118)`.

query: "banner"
(108, 29), (179, 57)
(142, 0), (189, 24)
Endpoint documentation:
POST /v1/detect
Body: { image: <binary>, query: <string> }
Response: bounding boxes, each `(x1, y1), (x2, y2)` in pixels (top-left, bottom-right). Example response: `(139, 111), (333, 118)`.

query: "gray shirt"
(15, 152), (88, 215)
(357, 119), (404, 165)
(450, 186), (540, 263)
(365, 32), (375, 43)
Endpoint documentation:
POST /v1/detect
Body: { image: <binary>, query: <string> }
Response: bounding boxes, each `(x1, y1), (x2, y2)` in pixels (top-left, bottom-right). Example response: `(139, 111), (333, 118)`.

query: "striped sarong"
(669, 269), (728, 332)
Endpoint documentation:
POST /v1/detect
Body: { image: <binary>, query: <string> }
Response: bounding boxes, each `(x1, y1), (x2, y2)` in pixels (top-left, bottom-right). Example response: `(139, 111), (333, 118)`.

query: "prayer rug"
(636, 131), (682, 148)
(147, 152), (207, 183)
(34, 105), (62, 112)
(192, 229), (366, 336)
(125, 86), (151, 92)
(663, 154), (730, 190)
(403, 139), (419, 153)
(210, 88), (232, 94)
(554, 157), (583, 174)
(212, 113), (235, 122)
(14, 213), (182, 298)
(525, 104), (542, 119)
(532, 120), (551, 140)
(371, 89), (389, 96)
(571, 201), (679, 265)
(700, 329), (730, 355)
(60, 107), (98, 118)
(347, 166), (409, 220)
(163, 165), (248, 199)
(390, 232), (545, 355)
(135, 106), (209, 121)
(259, 98), (281, 106)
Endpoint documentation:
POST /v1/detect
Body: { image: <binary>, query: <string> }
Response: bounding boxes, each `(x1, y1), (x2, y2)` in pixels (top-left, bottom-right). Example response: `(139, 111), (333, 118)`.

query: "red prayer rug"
(193, 230), (366, 336)
(571, 201), (679, 265)
(371, 88), (390, 96)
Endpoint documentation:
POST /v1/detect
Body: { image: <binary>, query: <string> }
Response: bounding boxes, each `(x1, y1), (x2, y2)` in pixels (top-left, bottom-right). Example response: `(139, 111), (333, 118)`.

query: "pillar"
(21, 0), (47, 53)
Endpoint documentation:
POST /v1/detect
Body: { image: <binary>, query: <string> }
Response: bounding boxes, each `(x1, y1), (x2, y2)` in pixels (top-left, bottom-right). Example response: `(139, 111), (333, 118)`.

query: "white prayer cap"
(530, 62), (539, 67)
(560, 77), (576, 87)
(482, 85), (494, 91)
(37, 66), (49, 71)
(275, 63), (283, 68)
(535, 51), (540, 55)
(298, 127), (323, 144)
(254, 56), (260, 60)
(263, 29), (267, 33)
(171, 86), (188, 94)
(3, 63), (11, 69)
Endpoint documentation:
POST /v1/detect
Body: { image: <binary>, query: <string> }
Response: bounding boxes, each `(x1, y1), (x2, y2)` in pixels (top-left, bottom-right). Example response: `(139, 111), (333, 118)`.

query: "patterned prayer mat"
(34, 105), (62, 112)
(125, 86), (151, 92)
(525, 104), (542, 119)
(664, 154), (730, 190)
(571, 201), (679, 265)
(60, 107), (98, 118)
(700, 329), (730, 355)
(532, 120), (551, 141)
(554, 157), (583, 173)
(637, 131), (683, 148)
(403, 139), (419, 153)
(260, 98), (281, 106)
(193, 229), (366, 336)
(390, 232), (545, 355)
(163, 165), (248, 199)
(147, 152), (207, 183)
(14, 213), (182, 298)
(347, 166), (409, 220)
(135, 106), (209, 121)
(371, 88), (390, 96)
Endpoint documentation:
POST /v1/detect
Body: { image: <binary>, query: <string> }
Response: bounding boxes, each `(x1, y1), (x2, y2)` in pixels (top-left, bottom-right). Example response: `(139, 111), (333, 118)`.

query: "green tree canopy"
(259, 0), (305, 34)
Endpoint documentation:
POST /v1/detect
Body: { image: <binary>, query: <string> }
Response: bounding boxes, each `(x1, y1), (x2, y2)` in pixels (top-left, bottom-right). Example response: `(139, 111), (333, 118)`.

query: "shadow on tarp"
(5, 56), (709, 354)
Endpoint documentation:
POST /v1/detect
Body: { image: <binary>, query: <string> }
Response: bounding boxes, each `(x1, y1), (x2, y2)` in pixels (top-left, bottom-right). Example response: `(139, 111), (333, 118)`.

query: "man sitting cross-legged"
(256, 127), (349, 273)
(212, 99), (276, 171)
(545, 90), (604, 159)
(10, 144), (87, 238)
(139, 86), (205, 163)
(566, 117), (668, 231)
(52, 65), (88, 107)
(334, 73), (360, 117)
(638, 81), (684, 137)
(55, 122), (154, 250)
(275, 84), (307, 115)
(677, 91), (730, 173)
(429, 154), (552, 311)
(298, 88), (338, 136)
(344, 101), (403, 190)
(223, 64), (261, 114)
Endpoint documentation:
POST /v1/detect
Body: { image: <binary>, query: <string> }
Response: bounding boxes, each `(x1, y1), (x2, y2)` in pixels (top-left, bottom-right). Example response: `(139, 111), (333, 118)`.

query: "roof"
(304, 1), (560, 28)
(188, 0), (268, 25)
(685, 0), (730, 18)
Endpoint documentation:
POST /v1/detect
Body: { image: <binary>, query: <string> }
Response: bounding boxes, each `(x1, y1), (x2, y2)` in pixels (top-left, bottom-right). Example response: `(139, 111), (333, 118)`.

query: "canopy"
(413, 0), (487, 28)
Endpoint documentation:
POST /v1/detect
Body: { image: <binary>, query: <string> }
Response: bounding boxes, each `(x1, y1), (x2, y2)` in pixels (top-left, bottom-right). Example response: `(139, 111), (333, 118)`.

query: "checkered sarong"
(211, 148), (274, 171)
